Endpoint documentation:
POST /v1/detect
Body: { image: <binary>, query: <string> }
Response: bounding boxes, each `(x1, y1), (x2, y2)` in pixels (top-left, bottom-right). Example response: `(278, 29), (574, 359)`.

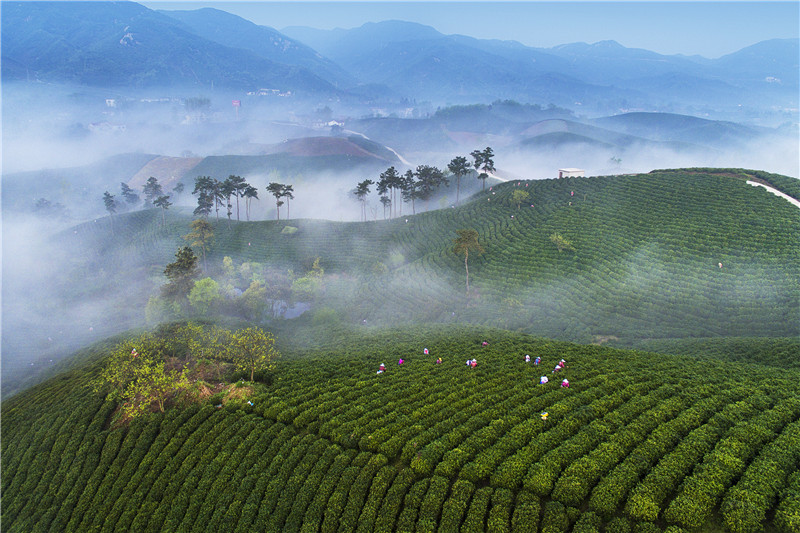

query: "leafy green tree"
(188, 277), (221, 316)
(353, 179), (373, 221)
(401, 170), (419, 214)
(378, 166), (402, 218)
(185, 323), (231, 371)
(142, 176), (164, 206)
(447, 156), (471, 206)
(192, 176), (214, 218)
(145, 295), (181, 325)
(92, 334), (188, 418)
(153, 194), (171, 226)
(162, 246), (200, 302)
(414, 165), (448, 211)
(512, 189), (530, 210)
(550, 232), (575, 252)
(220, 177), (236, 224)
(380, 195), (391, 219)
(102, 191), (117, 235)
(172, 182), (185, 195)
(377, 176), (390, 218)
(92, 336), (153, 400)
(453, 229), (484, 294)
(241, 281), (268, 321)
(227, 175), (247, 221)
(184, 218), (214, 271)
(120, 182), (140, 208)
(194, 192), (213, 218)
(291, 257), (324, 302)
(230, 327), (279, 381)
(243, 185), (259, 221)
(212, 178), (225, 220)
(471, 147), (496, 191)
(282, 184), (295, 219)
(267, 182), (285, 220)
(133, 362), (189, 414)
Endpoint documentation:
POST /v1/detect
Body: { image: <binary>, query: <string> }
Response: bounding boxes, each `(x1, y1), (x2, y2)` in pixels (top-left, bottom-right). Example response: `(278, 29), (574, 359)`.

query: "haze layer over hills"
(2, 2), (800, 531)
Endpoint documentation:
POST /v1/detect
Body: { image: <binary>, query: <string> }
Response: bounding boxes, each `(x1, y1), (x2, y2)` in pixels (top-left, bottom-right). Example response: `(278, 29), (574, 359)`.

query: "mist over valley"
(2, 2), (799, 531)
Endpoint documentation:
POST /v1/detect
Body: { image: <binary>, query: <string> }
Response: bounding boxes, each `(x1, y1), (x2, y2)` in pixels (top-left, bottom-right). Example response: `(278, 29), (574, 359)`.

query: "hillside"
(1, 134), (402, 222)
(158, 7), (356, 89)
(0, 1), (339, 93)
(2, 323), (800, 531)
(155, 169), (794, 342)
(5, 168), (797, 399)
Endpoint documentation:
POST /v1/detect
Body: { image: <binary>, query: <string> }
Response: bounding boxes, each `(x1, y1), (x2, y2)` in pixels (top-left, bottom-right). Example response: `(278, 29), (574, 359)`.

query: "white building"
(558, 168), (585, 178)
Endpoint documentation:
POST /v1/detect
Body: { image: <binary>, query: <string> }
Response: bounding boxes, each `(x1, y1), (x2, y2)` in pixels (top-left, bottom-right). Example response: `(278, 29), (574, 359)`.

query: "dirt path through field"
(746, 180), (800, 209)
(345, 130), (413, 166)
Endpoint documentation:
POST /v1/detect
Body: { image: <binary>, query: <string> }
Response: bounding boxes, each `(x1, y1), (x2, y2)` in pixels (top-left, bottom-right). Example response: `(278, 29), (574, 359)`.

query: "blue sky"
(142, 1), (799, 58)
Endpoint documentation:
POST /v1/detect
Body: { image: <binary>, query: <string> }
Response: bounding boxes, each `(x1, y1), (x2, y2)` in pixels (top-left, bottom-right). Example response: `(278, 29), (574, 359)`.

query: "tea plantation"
(2, 324), (800, 532)
(2, 168), (799, 531)
(55, 167), (800, 345)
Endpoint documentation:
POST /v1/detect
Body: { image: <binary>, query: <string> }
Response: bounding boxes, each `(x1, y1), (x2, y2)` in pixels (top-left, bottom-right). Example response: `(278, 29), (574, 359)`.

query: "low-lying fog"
(2, 82), (798, 397)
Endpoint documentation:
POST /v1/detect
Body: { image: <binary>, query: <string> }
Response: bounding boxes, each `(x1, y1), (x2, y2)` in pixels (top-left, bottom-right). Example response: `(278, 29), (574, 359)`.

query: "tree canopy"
(453, 229), (484, 294)
(230, 327), (279, 381)
(184, 219), (214, 271)
(162, 246), (201, 302)
(143, 177), (164, 206)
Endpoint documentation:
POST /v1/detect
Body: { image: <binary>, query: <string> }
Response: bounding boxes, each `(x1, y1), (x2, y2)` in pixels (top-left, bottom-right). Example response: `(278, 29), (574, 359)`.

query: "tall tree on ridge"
(143, 176), (164, 206)
(120, 182), (139, 208)
(414, 165), (448, 211)
(471, 146), (495, 191)
(220, 177), (235, 226)
(282, 184), (295, 219)
(400, 169), (418, 215)
(226, 175), (247, 221)
(380, 195), (391, 219)
(103, 191), (116, 235)
(267, 182), (285, 220)
(192, 176), (214, 218)
(353, 179), (373, 222)
(243, 185), (259, 221)
(447, 156), (471, 206)
(379, 166), (402, 218)
(212, 179), (225, 220)
(153, 195), (172, 226)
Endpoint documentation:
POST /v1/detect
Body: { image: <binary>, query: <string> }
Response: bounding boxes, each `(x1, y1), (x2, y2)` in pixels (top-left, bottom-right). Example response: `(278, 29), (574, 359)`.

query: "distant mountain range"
(2, 1), (797, 115)
(281, 20), (798, 111)
(0, 1), (339, 94)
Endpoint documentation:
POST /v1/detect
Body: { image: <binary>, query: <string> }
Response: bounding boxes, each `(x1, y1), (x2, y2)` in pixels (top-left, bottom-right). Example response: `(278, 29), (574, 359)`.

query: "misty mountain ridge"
(281, 19), (798, 112)
(3, 101), (789, 226)
(2, 2), (797, 117)
(0, 1), (340, 94)
(158, 7), (357, 89)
